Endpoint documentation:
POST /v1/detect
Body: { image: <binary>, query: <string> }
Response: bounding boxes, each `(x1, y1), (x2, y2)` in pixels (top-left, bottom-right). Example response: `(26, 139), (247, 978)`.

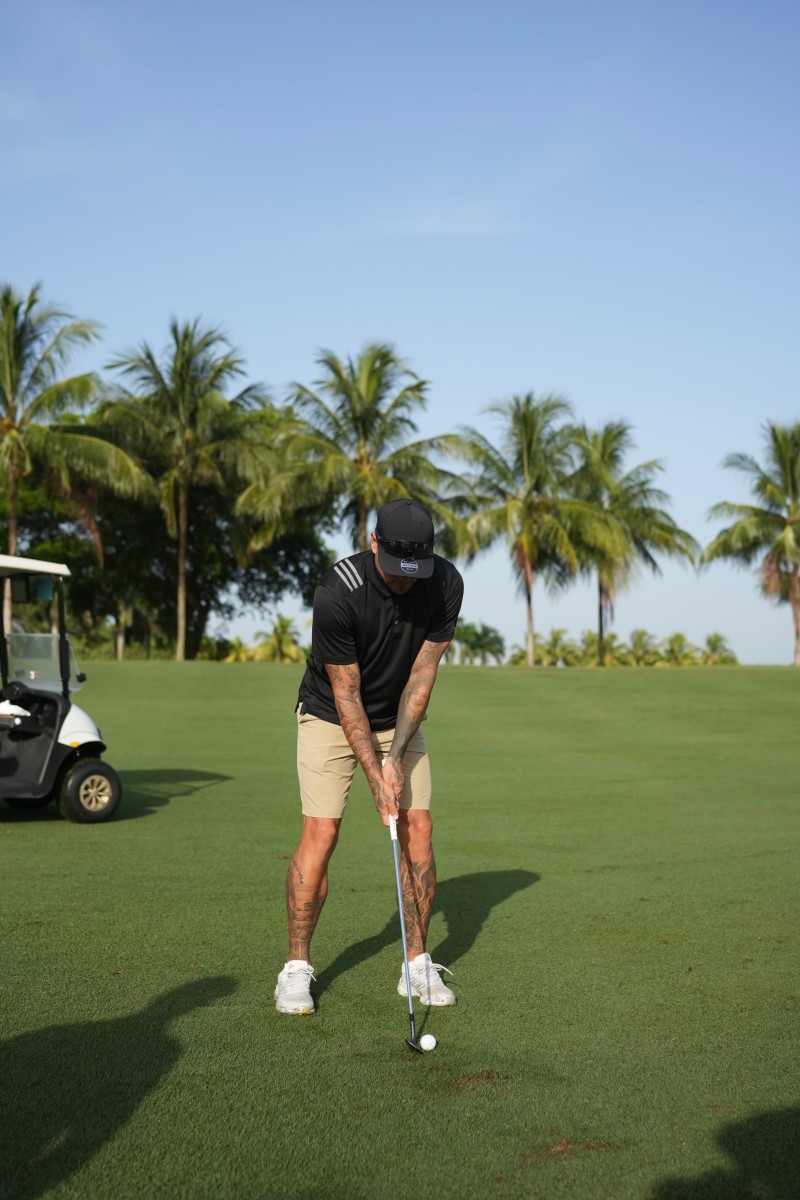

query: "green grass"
(1, 664), (798, 1199)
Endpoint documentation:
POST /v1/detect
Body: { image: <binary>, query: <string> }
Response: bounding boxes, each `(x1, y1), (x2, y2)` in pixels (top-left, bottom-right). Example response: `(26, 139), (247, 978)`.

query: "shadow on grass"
(0, 976), (236, 1200)
(649, 1106), (800, 1199)
(0, 769), (232, 824)
(0, 803), (60, 823)
(315, 868), (539, 998)
(116, 768), (233, 820)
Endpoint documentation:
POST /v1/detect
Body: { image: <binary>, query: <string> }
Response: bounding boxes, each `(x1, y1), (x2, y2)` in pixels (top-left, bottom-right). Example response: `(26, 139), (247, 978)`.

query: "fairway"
(1, 664), (798, 1200)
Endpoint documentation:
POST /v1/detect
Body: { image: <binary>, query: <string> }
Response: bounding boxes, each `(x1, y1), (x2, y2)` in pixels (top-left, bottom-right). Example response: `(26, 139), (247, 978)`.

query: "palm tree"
(539, 627), (580, 667)
(661, 632), (698, 666)
(457, 394), (615, 667)
(470, 622), (506, 665)
(507, 644), (529, 667)
(599, 632), (631, 667)
(292, 343), (463, 551)
(223, 636), (253, 663)
(703, 421), (800, 666)
(253, 615), (304, 663)
(0, 283), (147, 628)
(700, 633), (738, 665)
(578, 628), (631, 666)
(628, 628), (661, 667)
(454, 620), (478, 664)
(106, 319), (267, 661)
(441, 640), (458, 664)
(232, 405), (326, 555)
(577, 629), (599, 667)
(571, 421), (698, 665)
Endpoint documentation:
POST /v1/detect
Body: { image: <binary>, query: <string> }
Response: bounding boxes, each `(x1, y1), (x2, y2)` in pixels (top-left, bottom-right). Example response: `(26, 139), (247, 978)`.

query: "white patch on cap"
(400, 557), (419, 575)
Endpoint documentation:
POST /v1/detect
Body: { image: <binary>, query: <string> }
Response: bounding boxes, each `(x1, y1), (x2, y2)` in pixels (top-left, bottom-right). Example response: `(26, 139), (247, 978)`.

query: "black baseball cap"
(375, 499), (436, 580)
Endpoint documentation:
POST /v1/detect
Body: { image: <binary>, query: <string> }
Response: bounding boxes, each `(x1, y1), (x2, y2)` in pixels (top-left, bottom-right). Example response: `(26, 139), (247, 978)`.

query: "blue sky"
(3, 0), (799, 662)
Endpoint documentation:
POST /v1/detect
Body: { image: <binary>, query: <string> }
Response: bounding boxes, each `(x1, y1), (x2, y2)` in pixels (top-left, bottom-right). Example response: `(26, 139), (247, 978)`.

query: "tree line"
(456, 624), (738, 667)
(1, 282), (798, 665)
(214, 615), (736, 669)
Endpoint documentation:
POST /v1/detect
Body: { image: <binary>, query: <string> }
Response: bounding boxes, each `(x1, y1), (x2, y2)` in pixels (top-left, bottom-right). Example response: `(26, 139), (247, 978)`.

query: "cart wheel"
(3, 795), (55, 810)
(59, 760), (123, 823)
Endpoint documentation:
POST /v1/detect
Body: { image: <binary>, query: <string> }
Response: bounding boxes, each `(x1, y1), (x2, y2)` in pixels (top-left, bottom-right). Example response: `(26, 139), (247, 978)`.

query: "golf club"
(389, 814), (423, 1053)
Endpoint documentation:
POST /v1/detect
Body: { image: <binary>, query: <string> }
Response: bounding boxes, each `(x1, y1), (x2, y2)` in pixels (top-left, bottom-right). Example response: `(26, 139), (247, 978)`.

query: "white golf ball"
(419, 1033), (437, 1051)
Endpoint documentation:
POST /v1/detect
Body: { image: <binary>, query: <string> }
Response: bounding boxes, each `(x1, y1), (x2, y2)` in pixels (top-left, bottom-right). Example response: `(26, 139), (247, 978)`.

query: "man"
(275, 498), (464, 1016)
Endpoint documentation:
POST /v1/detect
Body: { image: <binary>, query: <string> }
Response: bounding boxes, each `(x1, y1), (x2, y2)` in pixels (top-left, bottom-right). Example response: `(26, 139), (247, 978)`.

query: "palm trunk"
(597, 578), (604, 667)
(115, 601), (133, 662)
(358, 503), (368, 553)
(2, 468), (19, 635)
(115, 602), (126, 662)
(79, 492), (104, 568)
(791, 567), (800, 667)
(176, 484), (188, 662)
(525, 562), (535, 667)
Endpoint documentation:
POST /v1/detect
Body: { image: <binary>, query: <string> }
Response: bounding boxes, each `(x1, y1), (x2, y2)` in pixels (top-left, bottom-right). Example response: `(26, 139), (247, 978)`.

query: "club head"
(406, 1038), (424, 1054)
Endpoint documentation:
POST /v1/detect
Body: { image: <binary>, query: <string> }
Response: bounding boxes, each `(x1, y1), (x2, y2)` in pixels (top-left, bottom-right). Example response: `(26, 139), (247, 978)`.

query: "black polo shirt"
(297, 550), (464, 730)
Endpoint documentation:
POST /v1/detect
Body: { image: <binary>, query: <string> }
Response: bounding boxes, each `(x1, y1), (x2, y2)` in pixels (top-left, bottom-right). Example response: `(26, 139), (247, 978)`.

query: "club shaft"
(391, 832), (416, 1029)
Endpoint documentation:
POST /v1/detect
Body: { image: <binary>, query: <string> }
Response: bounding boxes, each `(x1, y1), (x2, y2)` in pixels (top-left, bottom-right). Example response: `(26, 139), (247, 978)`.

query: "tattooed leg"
(397, 811), (436, 958)
(286, 816), (341, 962)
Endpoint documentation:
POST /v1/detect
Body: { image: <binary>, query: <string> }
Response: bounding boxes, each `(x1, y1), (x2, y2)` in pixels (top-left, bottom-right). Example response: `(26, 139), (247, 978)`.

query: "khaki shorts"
(296, 708), (431, 819)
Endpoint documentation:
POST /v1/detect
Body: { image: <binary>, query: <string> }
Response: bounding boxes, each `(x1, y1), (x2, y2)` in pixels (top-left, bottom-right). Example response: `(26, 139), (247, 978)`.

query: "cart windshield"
(6, 633), (84, 693)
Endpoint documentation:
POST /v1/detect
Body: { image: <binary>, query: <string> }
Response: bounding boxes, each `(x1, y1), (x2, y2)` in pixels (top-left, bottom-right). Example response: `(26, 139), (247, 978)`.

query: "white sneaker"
(275, 960), (316, 1015)
(397, 952), (456, 1006)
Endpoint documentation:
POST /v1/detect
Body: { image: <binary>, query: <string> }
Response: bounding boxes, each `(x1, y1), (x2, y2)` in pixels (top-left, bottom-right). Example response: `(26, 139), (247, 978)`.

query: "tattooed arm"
(382, 639), (451, 799)
(325, 661), (399, 824)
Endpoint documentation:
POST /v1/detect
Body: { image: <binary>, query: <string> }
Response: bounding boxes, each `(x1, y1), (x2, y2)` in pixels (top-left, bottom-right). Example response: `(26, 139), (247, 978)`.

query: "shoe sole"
(275, 1002), (315, 1015)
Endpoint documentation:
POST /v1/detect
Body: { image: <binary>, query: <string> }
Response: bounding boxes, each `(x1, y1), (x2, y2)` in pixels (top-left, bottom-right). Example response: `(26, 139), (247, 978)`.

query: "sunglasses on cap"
(376, 535), (435, 558)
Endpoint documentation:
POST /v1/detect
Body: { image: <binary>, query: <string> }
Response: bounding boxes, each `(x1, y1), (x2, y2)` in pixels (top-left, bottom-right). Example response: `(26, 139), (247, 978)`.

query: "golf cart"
(0, 554), (122, 823)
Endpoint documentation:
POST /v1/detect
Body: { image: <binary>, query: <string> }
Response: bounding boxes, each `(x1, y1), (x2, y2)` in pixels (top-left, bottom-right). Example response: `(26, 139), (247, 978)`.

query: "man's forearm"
(328, 664), (383, 796)
(388, 643), (442, 761)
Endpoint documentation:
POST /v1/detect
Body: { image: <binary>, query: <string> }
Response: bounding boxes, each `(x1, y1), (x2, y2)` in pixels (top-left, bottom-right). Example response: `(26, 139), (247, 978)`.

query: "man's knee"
(400, 809), (433, 851)
(297, 815), (341, 861)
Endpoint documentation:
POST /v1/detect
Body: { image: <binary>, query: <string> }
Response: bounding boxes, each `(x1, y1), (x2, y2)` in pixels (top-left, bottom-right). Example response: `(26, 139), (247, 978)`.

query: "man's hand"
(373, 772), (400, 826)
(382, 754), (404, 805)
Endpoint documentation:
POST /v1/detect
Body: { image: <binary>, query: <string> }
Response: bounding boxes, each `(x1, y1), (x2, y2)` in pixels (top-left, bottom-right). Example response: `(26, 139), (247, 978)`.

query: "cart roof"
(0, 554), (71, 579)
